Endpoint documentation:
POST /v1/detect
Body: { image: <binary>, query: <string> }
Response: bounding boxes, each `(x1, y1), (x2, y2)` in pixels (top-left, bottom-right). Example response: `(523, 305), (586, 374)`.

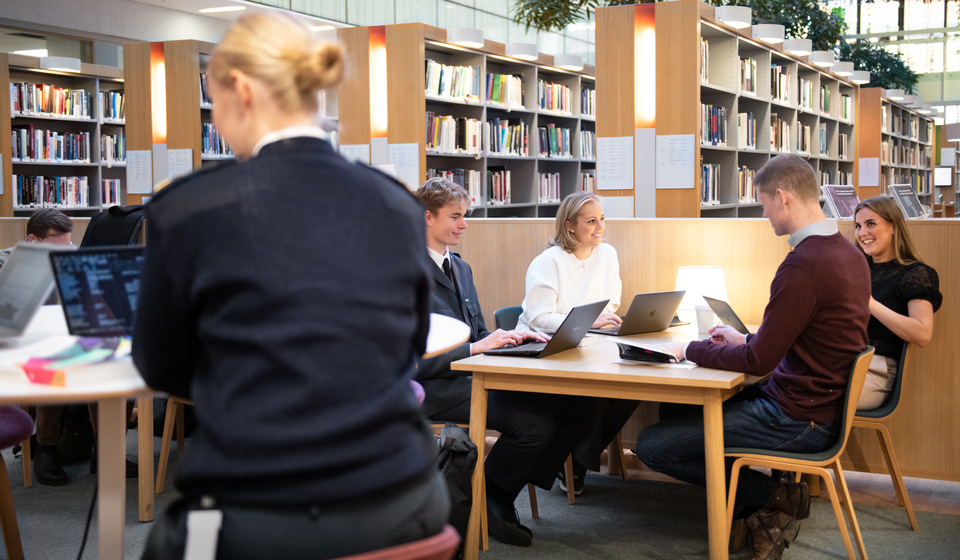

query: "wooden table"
(451, 328), (749, 560)
(0, 306), (155, 560)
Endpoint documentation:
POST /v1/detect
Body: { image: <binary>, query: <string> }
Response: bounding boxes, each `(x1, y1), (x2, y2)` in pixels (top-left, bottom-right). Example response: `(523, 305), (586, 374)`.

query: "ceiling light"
(554, 54), (584, 71)
(886, 89), (905, 101)
(752, 24), (784, 44)
(39, 56), (81, 73)
(808, 50), (835, 68)
(833, 61), (854, 76)
(505, 42), (538, 61)
(945, 123), (960, 142)
(198, 6), (246, 13)
(782, 38), (812, 57)
(715, 6), (752, 29)
(901, 94), (915, 105)
(13, 49), (49, 57)
(850, 70), (871, 85)
(447, 28), (484, 49)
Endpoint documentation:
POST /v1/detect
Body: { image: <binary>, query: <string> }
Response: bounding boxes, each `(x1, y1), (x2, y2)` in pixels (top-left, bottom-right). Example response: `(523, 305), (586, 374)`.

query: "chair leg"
(19, 438), (31, 489)
(869, 422), (919, 531)
(725, 459), (744, 546)
(832, 461), (869, 560)
(154, 397), (179, 494)
(817, 466), (860, 560)
(174, 401), (186, 458)
(731, 519), (745, 550)
(0, 454), (25, 560)
(527, 483), (539, 519)
(563, 454), (576, 505)
(609, 431), (627, 482)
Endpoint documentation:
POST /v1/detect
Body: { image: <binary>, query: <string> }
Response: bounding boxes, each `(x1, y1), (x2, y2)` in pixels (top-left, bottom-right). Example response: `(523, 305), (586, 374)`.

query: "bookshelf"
(933, 124), (959, 213)
(595, 0), (858, 217)
(0, 53), (126, 217)
(337, 24), (596, 217)
(857, 88), (934, 205)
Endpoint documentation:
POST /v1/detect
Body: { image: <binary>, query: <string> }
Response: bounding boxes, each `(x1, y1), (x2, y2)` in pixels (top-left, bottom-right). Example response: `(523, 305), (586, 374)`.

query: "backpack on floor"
(435, 423), (477, 558)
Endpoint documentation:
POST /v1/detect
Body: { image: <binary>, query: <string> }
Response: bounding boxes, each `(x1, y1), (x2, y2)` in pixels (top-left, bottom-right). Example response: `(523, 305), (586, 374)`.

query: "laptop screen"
(49, 246), (146, 337)
(0, 243), (63, 337)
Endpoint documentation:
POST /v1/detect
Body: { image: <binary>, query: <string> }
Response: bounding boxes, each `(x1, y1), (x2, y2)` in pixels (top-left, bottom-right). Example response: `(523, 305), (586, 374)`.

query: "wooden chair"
(852, 342), (918, 530)
(1, 405), (35, 560)
(725, 347), (874, 560)
(155, 395), (192, 494)
(334, 524), (459, 560)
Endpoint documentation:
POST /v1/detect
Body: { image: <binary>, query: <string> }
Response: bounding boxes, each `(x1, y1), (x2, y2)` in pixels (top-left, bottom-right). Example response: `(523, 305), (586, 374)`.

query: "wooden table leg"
(137, 396), (154, 522)
(464, 373), (489, 560)
(98, 398), (127, 560)
(702, 393), (729, 560)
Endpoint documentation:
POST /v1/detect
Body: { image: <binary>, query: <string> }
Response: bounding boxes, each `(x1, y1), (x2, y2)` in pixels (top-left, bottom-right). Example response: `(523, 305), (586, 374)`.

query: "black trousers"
(572, 398), (640, 471)
(142, 470), (449, 560)
(434, 390), (596, 499)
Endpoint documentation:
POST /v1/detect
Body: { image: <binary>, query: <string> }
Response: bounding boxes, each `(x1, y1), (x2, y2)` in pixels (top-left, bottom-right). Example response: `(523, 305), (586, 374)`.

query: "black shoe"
(90, 454), (138, 478)
(34, 445), (68, 486)
(486, 496), (532, 547)
(556, 464), (585, 496)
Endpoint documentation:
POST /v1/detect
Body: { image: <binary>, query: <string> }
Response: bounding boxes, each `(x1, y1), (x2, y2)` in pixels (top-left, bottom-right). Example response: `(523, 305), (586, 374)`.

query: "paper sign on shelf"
(597, 136), (633, 190)
(656, 134), (694, 189)
(126, 150), (153, 194)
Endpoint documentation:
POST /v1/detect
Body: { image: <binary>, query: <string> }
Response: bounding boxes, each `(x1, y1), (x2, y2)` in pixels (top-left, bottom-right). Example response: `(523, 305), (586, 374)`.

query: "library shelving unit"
(595, 0), (858, 217)
(857, 87), (934, 204)
(933, 124), (958, 211)
(0, 53), (126, 217)
(123, 40), (232, 206)
(337, 24), (596, 218)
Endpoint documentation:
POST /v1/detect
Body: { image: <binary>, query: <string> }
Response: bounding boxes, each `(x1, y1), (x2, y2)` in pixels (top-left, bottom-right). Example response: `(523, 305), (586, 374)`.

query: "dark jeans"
(635, 386), (837, 517)
(142, 469), (449, 560)
(434, 389), (596, 499)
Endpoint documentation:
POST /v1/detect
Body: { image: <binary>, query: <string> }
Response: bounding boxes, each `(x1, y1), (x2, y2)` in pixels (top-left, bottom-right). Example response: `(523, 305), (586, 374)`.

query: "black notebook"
(615, 340), (680, 364)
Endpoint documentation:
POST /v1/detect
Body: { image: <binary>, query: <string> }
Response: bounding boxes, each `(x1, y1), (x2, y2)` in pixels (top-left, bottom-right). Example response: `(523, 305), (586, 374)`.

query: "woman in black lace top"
(853, 196), (942, 410)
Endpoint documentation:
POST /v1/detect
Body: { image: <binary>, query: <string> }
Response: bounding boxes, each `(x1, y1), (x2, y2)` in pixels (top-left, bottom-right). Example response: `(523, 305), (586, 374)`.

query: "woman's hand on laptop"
(708, 325), (746, 346)
(592, 311), (623, 329)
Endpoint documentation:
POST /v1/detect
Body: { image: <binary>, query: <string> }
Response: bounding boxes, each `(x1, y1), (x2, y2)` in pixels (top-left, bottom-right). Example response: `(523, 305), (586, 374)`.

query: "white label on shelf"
(940, 148), (956, 167)
(858, 157), (880, 187)
(655, 134), (695, 190)
(340, 144), (370, 164)
(126, 150), (153, 194)
(168, 149), (194, 179)
(597, 136), (633, 190)
(387, 143), (420, 192)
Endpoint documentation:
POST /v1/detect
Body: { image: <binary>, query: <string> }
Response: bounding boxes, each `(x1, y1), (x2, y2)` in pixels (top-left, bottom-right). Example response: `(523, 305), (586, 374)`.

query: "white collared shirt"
(787, 220), (839, 248)
(426, 246), (450, 272)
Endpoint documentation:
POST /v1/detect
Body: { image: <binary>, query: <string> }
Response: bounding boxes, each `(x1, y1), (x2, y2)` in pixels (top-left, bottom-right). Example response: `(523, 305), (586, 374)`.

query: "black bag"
(56, 404), (94, 464)
(435, 423), (477, 558)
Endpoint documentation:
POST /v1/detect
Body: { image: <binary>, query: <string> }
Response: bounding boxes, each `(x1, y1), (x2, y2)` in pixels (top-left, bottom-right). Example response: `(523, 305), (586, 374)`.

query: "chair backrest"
(80, 204), (145, 247)
(335, 524), (460, 560)
(856, 341), (909, 420)
(494, 305), (522, 330)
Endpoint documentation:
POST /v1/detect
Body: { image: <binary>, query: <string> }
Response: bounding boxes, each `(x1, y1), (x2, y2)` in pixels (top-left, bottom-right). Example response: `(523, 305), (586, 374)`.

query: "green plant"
(838, 41), (918, 93)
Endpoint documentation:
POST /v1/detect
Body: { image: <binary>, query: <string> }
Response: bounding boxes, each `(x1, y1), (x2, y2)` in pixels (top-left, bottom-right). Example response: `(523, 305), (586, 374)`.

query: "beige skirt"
(857, 353), (898, 411)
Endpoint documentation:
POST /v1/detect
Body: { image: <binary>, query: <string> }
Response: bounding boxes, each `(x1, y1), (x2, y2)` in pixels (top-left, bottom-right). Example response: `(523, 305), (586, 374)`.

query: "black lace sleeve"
(897, 262), (942, 312)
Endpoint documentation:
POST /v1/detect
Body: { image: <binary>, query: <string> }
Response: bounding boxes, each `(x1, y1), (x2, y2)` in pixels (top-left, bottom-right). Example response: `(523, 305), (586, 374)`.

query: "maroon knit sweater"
(686, 232), (870, 424)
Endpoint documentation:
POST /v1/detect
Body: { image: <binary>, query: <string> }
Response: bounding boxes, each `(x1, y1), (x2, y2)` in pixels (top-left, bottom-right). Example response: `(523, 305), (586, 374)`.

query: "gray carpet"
(3, 433), (959, 559)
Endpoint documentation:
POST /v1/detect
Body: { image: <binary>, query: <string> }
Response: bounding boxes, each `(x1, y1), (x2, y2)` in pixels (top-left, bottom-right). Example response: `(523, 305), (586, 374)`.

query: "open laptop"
(483, 300), (608, 358)
(0, 242), (74, 345)
(702, 296), (750, 335)
(589, 290), (685, 336)
(49, 246), (146, 338)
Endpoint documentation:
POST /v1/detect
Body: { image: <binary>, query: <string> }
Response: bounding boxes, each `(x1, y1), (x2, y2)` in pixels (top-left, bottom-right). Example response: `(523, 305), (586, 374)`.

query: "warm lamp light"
(945, 123), (960, 142)
(833, 61), (854, 76)
(447, 28), (484, 48)
(554, 54), (584, 71)
(850, 70), (871, 85)
(634, 4), (656, 129)
(782, 38), (812, 56)
(752, 24), (784, 44)
(715, 6), (752, 29)
(149, 43), (166, 144)
(39, 56), (81, 73)
(505, 42), (538, 61)
(369, 26), (388, 138)
(886, 89), (905, 101)
(675, 266), (729, 323)
(808, 50), (835, 68)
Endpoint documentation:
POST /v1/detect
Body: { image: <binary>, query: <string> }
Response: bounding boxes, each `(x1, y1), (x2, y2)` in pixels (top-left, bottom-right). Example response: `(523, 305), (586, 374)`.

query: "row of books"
(818, 123), (828, 155)
(840, 94), (853, 121)
(580, 128), (596, 159)
(770, 114), (790, 152)
(701, 161), (720, 206)
(537, 79), (572, 113)
(699, 38), (709, 83)
(101, 132), (126, 164)
(11, 82), (93, 119)
(13, 174), (90, 208)
(484, 118), (528, 157)
(102, 179), (122, 206)
(770, 64), (790, 103)
(701, 103), (727, 146)
(538, 172), (561, 203)
(737, 165), (756, 203)
(797, 122), (812, 154)
(488, 167), (511, 204)
(581, 172), (597, 194)
(839, 133), (849, 159)
(11, 127), (90, 163)
(739, 57), (757, 94)
(486, 73), (523, 106)
(799, 78), (815, 111)
(820, 85), (830, 114)
(582, 88), (596, 118)
(426, 167), (483, 207)
(99, 90), (125, 122)
(538, 123), (572, 158)
(426, 112), (481, 155)
(199, 72), (212, 106)
(881, 141), (931, 167)
(737, 112), (756, 150)
(201, 122), (233, 157)
(425, 59), (481, 101)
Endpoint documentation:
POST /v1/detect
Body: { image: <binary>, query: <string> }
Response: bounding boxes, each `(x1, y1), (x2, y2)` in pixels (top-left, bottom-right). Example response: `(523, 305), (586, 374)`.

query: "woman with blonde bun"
(135, 13), (447, 559)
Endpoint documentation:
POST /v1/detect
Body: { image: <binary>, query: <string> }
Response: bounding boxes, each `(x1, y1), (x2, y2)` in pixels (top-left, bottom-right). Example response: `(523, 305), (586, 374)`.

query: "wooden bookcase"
(933, 124), (959, 214)
(337, 24), (596, 218)
(0, 53), (126, 217)
(857, 87), (934, 205)
(595, 0), (858, 217)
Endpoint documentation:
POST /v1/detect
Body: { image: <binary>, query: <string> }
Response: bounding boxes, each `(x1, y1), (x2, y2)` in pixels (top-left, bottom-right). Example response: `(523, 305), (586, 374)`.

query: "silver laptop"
(702, 296), (750, 335)
(0, 242), (74, 344)
(590, 290), (685, 336)
(483, 300), (608, 358)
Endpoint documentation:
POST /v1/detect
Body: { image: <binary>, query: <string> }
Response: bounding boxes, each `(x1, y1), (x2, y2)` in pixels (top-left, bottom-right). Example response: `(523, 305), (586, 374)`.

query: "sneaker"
(746, 509), (800, 560)
(556, 469), (584, 496)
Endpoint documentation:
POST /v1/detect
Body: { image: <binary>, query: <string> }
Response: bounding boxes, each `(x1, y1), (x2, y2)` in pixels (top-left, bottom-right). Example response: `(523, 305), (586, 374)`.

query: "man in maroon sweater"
(636, 154), (870, 560)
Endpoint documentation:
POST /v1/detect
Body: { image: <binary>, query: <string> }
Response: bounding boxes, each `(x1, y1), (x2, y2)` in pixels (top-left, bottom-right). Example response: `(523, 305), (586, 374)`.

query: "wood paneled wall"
(457, 218), (960, 481)
(0, 218), (89, 245)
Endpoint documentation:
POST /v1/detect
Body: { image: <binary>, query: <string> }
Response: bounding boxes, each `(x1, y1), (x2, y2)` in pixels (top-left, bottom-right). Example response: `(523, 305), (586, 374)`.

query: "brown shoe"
(770, 480), (810, 520)
(746, 509), (801, 560)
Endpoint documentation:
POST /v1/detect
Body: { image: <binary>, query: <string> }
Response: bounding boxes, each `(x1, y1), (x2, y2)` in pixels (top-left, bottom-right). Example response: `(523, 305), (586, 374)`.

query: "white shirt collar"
(251, 126), (327, 157)
(788, 220), (839, 248)
(426, 246), (450, 270)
